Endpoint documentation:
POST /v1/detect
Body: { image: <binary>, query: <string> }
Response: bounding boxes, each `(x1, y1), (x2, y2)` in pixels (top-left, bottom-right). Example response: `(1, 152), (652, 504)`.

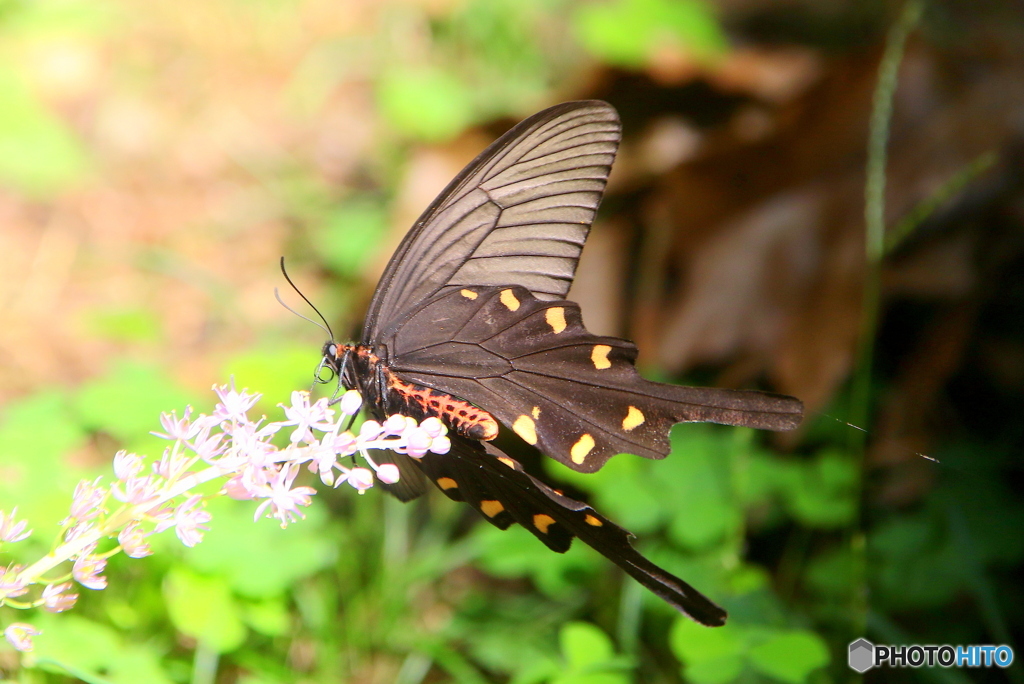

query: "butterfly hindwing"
(413, 437), (728, 626)
(388, 285), (803, 472)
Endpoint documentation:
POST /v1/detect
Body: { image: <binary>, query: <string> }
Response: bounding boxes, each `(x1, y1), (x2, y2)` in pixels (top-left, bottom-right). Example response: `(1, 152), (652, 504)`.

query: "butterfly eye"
(327, 343), (337, 358)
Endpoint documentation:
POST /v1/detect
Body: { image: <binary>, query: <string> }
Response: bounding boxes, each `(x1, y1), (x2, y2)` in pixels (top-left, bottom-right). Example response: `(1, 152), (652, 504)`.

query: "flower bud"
(359, 420), (382, 441)
(347, 467), (374, 492)
(339, 390), (363, 416)
(376, 463), (400, 484)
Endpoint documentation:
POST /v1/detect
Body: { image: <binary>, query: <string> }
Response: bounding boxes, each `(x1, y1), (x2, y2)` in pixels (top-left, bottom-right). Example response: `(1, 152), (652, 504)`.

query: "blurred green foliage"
(1, 0), (1018, 683)
(0, 68), (90, 196)
(574, 0), (727, 67)
(378, 66), (476, 143)
(0, 0), (112, 196)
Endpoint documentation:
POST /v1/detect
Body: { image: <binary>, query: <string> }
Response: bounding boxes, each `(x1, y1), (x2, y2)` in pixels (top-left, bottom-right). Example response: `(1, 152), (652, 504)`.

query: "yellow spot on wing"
(570, 434), (595, 464)
(545, 307), (567, 334)
(437, 477), (458, 490)
(591, 345), (612, 369)
(460, 289), (478, 300)
(584, 514), (603, 527)
(531, 406), (541, 419)
(512, 415), (538, 444)
(623, 406), (645, 431)
(500, 289), (520, 311)
(497, 456), (516, 469)
(533, 514), (556, 534)
(480, 500), (505, 518)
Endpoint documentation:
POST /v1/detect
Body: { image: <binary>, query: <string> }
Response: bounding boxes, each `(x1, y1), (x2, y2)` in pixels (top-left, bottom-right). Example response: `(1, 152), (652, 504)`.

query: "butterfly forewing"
(387, 285), (803, 473)
(363, 101), (620, 343)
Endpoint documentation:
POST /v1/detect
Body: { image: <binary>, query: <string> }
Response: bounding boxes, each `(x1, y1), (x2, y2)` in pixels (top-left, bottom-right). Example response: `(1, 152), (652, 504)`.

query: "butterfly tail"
(653, 383), (804, 432)
(580, 522), (728, 626)
(415, 438), (728, 626)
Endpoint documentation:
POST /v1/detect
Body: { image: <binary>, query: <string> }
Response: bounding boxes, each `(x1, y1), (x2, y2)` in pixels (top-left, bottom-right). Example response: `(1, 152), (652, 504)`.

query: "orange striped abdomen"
(385, 372), (499, 441)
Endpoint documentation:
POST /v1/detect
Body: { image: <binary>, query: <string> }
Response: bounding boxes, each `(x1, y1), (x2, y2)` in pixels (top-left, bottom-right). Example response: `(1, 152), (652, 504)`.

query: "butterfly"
(319, 101), (802, 626)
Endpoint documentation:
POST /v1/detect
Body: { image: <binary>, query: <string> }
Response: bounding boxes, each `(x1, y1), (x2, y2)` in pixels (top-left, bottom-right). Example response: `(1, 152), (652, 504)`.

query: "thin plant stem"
(14, 465), (218, 584)
(850, 0), (924, 646)
(885, 150), (998, 254)
(854, 0), (925, 445)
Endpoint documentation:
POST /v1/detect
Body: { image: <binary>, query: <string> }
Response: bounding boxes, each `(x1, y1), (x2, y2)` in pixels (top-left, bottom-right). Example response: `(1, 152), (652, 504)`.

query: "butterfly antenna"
(277, 257), (335, 340)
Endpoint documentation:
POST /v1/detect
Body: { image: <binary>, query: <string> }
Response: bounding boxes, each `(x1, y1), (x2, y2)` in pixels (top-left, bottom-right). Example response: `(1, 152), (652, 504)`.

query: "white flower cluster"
(0, 384), (450, 653)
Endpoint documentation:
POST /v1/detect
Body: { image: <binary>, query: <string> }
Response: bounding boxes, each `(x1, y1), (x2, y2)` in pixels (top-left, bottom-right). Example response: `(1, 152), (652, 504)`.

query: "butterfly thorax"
(325, 343), (499, 442)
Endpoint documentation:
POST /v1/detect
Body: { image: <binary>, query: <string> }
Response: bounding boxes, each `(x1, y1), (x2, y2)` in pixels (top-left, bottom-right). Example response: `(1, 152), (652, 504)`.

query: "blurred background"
(1, 0), (1022, 682)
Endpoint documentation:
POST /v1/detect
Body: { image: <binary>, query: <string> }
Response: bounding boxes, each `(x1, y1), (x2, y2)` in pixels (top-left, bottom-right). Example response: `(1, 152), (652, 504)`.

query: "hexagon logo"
(849, 639), (875, 673)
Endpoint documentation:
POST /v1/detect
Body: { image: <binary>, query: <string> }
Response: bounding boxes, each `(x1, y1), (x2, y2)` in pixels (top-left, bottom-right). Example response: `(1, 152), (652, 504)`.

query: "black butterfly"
(320, 101), (802, 626)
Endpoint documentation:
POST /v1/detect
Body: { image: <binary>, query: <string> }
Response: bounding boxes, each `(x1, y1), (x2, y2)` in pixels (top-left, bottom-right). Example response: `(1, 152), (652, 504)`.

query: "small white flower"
(118, 522), (153, 558)
(0, 507), (31, 543)
(41, 582), (78, 612)
(171, 495), (212, 548)
(252, 464), (316, 527)
(0, 564), (28, 599)
(72, 552), (107, 590)
(4, 623), (41, 652)
(67, 477), (106, 522)
(212, 382), (261, 423)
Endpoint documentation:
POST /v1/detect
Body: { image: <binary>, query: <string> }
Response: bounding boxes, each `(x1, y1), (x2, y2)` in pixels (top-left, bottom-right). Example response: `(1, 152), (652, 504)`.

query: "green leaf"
(783, 451), (858, 528)
(164, 566), (247, 653)
(377, 66), (474, 142)
(670, 616), (746, 682)
(748, 631), (829, 684)
(683, 656), (743, 684)
(670, 617), (744, 665)
(560, 622), (614, 669)
(573, 0), (727, 69)
(27, 614), (174, 684)
(726, 564), (771, 596)
(551, 622), (632, 684)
